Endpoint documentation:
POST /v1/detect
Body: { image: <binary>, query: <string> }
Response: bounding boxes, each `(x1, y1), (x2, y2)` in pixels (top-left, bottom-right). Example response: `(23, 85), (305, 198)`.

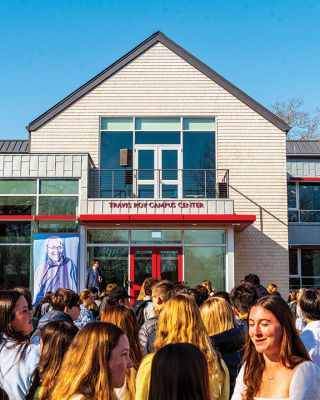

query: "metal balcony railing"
(89, 169), (229, 199)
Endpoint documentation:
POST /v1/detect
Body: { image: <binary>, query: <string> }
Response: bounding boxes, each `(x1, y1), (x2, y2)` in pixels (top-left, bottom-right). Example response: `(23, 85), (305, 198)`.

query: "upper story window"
(289, 248), (320, 289)
(288, 181), (320, 222)
(0, 179), (79, 215)
(99, 117), (216, 199)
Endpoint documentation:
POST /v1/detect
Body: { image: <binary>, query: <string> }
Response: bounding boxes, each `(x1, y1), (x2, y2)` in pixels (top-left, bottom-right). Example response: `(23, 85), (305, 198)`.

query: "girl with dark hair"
(101, 305), (143, 399)
(25, 320), (78, 400)
(148, 343), (210, 400)
(0, 290), (40, 400)
(51, 322), (133, 400)
(232, 295), (320, 400)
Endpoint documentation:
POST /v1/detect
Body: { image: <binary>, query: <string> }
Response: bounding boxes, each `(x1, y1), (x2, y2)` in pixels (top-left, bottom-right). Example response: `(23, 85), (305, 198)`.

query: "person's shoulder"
(294, 360), (320, 378)
(26, 343), (41, 359)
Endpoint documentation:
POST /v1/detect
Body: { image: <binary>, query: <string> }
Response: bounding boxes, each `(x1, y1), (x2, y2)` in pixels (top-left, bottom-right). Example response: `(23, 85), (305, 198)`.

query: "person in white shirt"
(0, 290), (40, 400)
(299, 288), (320, 367)
(232, 295), (320, 400)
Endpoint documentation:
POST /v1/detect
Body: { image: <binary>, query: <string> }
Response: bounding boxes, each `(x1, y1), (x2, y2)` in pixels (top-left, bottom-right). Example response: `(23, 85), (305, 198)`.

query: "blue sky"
(0, 0), (319, 140)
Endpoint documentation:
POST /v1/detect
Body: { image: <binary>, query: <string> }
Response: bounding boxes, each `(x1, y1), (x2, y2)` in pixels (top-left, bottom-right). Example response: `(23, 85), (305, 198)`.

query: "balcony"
(87, 169), (233, 215)
(89, 169), (229, 199)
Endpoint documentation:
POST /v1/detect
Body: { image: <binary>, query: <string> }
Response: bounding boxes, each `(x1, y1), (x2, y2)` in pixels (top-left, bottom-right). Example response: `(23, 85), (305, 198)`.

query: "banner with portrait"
(33, 234), (79, 305)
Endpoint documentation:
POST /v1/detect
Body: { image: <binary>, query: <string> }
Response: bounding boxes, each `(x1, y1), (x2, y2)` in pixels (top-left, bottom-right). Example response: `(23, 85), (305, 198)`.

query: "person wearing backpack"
(139, 280), (174, 354)
(132, 278), (158, 328)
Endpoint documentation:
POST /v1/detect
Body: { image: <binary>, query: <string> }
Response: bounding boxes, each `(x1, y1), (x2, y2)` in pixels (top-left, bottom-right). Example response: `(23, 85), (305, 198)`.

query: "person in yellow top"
(135, 294), (230, 400)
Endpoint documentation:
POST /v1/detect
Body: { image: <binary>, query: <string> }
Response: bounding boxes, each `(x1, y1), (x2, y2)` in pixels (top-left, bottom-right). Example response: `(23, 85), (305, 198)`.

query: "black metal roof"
(0, 140), (29, 153)
(287, 140), (320, 156)
(27, 31), (290, 133)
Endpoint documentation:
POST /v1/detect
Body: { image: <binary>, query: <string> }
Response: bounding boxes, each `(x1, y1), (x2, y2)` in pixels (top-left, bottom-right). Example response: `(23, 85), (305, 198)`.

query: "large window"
(0, 179), (79, 215)
(99, 117), (216, 199)
(0, 222), (32, 289)
(87, 228), (226, 291)
(184, 247), (226, 290)
(288, 182), (320, 222)
(87, 247), (129, 288)
(289, 248), (320, 289)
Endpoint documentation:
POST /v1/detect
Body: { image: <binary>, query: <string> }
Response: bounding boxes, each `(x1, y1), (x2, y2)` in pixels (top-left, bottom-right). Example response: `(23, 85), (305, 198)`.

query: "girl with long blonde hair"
(51, 322), (133, 400)
(200, 297), (246, 397)
(101, 305), (143, 400)
(200, 297), (236, 336)
(135, 294), (229, 400)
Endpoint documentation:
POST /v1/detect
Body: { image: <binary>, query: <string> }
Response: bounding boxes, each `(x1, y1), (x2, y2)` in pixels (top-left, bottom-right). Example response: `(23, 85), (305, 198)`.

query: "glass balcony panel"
(138, 185), (154, 198)
(162, 184), (178, 198)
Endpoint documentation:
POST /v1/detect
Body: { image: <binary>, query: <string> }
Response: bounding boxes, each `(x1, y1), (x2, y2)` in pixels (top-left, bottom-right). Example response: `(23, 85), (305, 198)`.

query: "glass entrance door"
(134, 146), (181, 198)
(129, 247), (182, 299)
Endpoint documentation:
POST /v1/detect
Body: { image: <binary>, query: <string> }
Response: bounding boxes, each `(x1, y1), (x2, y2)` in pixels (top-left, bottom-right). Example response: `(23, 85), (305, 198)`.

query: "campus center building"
(0, 32), (291, 297)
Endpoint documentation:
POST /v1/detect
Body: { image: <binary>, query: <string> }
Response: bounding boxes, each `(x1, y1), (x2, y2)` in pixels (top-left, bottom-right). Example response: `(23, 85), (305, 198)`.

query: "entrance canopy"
(79, 213), (256, 232)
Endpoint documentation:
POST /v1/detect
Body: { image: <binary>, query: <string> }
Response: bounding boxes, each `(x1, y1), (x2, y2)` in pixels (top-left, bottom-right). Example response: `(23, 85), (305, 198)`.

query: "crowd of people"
(0, 273), (320, 400)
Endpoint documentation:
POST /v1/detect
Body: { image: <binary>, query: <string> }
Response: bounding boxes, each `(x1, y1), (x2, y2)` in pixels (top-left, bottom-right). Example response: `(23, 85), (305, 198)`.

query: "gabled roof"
(0, 140), (29, 153)
(27, 31), (290, 133)
(287, 140), (320, 156)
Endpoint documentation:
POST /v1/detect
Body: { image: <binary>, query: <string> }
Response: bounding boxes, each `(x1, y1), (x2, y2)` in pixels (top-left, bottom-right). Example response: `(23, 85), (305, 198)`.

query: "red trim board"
(289, 177), (320, 182)
(79, 214), (256, 231)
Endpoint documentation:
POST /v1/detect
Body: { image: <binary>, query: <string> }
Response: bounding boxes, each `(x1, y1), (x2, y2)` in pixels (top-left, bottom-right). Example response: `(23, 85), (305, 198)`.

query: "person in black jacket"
(200, 296), (246, 398)
(229, 282), (258, 325)
(243, 274), (269, 298)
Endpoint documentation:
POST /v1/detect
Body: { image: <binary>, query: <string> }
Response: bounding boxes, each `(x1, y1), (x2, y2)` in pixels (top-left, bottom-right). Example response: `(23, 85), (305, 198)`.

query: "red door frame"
(129, 246), (183, 299)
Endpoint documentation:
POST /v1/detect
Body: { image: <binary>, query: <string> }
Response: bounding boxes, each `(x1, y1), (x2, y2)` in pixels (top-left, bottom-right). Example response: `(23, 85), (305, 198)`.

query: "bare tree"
(271, 98), (320, 140)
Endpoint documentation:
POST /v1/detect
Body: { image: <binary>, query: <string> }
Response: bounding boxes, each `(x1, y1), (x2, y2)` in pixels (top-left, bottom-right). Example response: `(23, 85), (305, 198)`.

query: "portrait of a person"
(33, 236), (78, 305)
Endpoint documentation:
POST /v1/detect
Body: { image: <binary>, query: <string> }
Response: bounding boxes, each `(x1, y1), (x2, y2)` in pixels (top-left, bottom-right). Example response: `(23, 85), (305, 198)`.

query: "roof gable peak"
(27, 31), (290, 133)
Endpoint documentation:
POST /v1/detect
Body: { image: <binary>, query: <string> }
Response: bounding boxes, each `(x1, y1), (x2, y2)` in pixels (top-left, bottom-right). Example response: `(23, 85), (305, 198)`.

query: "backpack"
(131, 299), (152, 328)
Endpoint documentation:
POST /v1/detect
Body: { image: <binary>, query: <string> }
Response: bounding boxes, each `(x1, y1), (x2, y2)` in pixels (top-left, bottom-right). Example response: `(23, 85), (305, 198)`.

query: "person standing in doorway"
(85, 259), (102, 292)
